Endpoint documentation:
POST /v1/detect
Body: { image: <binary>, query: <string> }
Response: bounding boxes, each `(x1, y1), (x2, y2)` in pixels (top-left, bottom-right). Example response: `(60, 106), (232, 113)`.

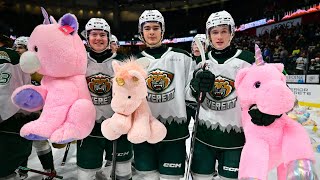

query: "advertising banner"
(256, 17), (301, 36)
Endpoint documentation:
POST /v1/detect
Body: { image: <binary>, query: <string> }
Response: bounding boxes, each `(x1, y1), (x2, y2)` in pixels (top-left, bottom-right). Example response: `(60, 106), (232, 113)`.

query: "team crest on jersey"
(86, 73), (112, 95)
(0, 51), (11, 62)
(146, 69), (174, 93)
(209, 75), (235, 100)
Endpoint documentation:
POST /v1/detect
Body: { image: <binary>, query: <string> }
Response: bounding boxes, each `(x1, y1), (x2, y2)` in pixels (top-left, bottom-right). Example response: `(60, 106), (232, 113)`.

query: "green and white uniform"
(0, 47), (39, 178)
(186, 55), (201, 123)
(0, 47), (30, 121)
(77, 50), (133, 179)
(134, 45), (195, 178)
(190, 47), (255, 179)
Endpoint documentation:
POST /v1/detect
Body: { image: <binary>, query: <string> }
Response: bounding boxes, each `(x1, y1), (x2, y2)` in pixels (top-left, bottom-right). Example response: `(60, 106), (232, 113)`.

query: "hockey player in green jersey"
(132, 10), (205, 180)
(0, 34), (39, 180)
(76, 18), (133, 180)
(13, 36), (56, 180)
(189, 10), (255, 180)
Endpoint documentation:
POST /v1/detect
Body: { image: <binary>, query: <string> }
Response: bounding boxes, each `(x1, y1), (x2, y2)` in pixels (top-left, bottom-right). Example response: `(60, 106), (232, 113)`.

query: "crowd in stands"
(234, 23), (320, 75)
(2, 0), (320, 77)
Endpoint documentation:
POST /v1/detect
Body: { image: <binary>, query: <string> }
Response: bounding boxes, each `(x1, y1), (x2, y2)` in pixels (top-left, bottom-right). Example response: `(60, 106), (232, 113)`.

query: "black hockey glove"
(248, 107), (282, 126)
(190, 69), (215, 103)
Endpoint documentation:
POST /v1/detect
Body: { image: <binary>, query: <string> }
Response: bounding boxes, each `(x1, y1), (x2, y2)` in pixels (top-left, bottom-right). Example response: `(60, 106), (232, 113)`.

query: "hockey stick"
(111, 140), (117, 180)
(186, 37), (207, 180)
(18, 166), (63, 179)
(61, 143), (71, 166)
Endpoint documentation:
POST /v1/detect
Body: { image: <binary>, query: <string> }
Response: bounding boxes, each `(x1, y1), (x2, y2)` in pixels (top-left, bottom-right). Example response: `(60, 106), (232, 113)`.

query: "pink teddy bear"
(11, 12), (96, 144)
(235, 45), (316, 180)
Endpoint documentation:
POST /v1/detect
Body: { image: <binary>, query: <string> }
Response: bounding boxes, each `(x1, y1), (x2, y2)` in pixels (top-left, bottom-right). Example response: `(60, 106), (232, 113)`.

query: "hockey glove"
(190, 69), (215, 103)
(248, 107), (282, 126)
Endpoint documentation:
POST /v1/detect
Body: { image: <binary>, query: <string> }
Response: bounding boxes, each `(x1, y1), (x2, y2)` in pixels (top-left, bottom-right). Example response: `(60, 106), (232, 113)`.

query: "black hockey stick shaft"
(186, 59), (207, 180)
(111, 140), (117, 180)
(185, 92), (202, 180)
(18, 166), (63, 179)
(61, 143), (71, 166)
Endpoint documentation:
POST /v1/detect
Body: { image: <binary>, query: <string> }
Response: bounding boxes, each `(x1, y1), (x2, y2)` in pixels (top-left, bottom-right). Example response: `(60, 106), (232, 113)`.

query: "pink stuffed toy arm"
(11, 84), (47, 112)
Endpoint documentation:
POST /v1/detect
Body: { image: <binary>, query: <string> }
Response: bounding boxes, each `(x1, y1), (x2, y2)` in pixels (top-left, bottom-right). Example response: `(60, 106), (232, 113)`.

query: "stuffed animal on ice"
(11, 10), (96, 144)
(235, 44), (316, 180)
(101, 60), (167, 144)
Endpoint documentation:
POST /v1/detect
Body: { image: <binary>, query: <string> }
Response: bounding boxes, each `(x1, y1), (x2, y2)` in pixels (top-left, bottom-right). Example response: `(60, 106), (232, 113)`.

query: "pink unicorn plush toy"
(235, 44), (316, 180)
(11, 11), (96, 144)
(101, 60), (167, 144)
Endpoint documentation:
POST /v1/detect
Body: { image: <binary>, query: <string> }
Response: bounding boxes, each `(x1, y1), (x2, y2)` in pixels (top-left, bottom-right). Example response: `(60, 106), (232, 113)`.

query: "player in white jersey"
(12, 36), (57, 180)
(76, 18), (132, 180)
(132, 10), (199, 180)
(189, 10), (255, 180)
(191, 34), (208, 62)
(0, 34), (39, 180)
(110, 34), (120, 54)
(186, 34), (209, 129)
(13, 36), (28, 56)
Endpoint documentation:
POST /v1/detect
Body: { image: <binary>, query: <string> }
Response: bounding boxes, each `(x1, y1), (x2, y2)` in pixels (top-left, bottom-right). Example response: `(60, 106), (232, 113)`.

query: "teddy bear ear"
(235, 67), (249, 89)
(59, 13), (79, 35)
(112, 60), (121, 73)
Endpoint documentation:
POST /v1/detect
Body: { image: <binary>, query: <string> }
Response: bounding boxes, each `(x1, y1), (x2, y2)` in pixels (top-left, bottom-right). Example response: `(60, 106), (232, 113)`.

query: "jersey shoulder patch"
(0, 47), (20, 65)
(114, 53), (127, 61)
(171, 48), (192, 58)
(236, 50), (255, 64)
(135, 52), (144, 59)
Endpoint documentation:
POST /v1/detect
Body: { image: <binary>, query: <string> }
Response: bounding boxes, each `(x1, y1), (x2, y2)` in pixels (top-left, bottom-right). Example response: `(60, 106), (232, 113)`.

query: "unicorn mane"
(114, 57), (148, 80)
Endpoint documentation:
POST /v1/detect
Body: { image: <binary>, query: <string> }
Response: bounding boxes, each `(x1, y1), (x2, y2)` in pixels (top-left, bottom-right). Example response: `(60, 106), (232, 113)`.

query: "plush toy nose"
(20, 51), (41, 74)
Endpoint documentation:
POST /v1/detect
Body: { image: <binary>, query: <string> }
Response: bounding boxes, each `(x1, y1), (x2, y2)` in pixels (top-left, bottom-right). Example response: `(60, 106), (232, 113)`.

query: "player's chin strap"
(186, 37), (207, 180)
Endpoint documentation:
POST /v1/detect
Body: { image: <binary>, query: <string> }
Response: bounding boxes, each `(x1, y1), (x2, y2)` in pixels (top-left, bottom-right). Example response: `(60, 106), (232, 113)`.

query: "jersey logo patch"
(0, 51), (11, 62)
(0, 72), (11, 85)
(86, 73), (112, 95)
(209, 75), (235, 100)
(146, 69), (174, 93)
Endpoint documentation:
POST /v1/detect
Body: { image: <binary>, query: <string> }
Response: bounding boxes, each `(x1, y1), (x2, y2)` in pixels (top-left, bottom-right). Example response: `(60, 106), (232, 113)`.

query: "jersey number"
(0, 72), (11, 85)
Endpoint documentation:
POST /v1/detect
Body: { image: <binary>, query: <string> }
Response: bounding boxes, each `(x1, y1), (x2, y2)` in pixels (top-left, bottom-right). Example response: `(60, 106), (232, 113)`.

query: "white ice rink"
(26, 121), (320, 180)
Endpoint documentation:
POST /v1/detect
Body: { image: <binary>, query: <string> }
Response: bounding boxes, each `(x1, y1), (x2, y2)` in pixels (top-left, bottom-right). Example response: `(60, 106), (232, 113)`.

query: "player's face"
(88, 30), (108, 52)
(142, 22), (162, 46)
(209, 25), (232, 50)
(15, 45), (27, 55)
(192, 42), (205, 57)
(110, 42), (118, 53)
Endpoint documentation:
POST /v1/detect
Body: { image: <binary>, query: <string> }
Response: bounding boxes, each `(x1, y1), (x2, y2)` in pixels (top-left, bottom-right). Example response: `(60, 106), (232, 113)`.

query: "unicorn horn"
(255, 44), (265, 66)
(41, 7), (51, 24)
